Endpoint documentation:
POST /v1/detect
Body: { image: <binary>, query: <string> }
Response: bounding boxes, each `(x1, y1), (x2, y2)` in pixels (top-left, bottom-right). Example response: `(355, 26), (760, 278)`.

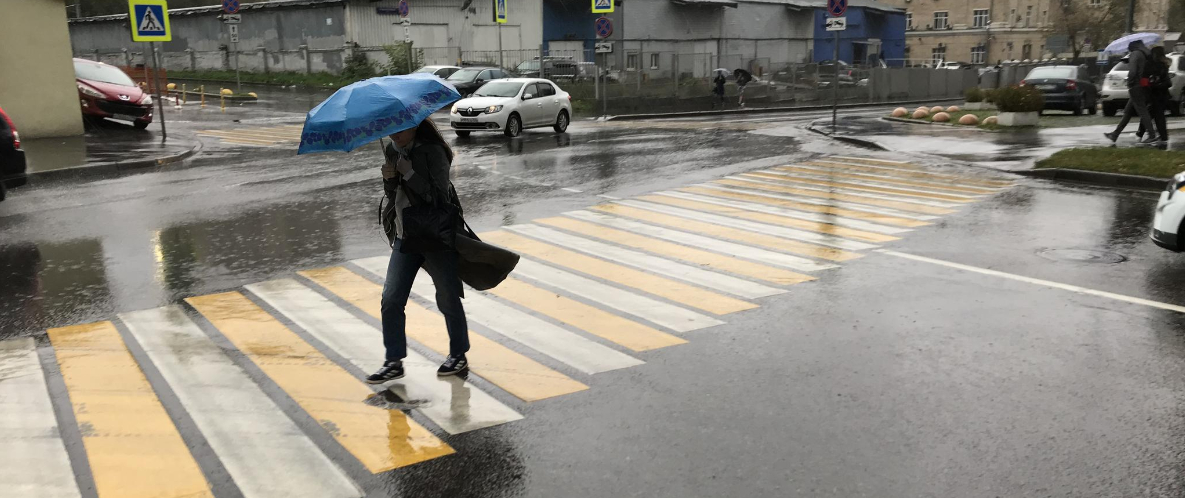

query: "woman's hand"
(394, 156), (414, 177)
(381, 161), (397, 180)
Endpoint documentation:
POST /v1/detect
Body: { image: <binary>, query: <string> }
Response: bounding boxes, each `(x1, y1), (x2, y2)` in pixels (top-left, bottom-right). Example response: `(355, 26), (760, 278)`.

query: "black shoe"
(437, 355), (468, 376)
(366, 360), (404, 384)
(1139, 135), (1158, 144)
(1104, 132), (1119, 142)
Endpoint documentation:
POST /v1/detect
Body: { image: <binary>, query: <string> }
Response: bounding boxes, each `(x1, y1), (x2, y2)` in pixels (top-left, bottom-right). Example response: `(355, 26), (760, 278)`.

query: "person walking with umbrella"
(1135, 45), (1172, 144)
(733, 68), (753, 107)
(1104, 39), (1157, 144)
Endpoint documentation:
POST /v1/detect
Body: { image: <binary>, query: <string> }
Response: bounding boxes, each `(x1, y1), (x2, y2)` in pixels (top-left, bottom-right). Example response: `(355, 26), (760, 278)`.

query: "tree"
(1168, 0), (1184, 33)
(1049, 0), (1129, 60)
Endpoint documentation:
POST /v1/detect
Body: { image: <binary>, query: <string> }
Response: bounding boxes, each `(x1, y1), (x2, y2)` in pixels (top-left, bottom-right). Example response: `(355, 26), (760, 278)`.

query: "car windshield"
(473, 82), (524, 97)
(1027, 67), (1076, 79)
(447, 69), (483, 82)
(74, 61), (135, 86)
(1112, 60), (1130, 72)
(413, 67), (437, 73)
(517, 61), (540, 71)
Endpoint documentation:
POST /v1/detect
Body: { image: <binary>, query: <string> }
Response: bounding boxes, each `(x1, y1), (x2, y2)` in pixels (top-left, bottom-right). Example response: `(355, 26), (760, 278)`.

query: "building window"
(1022, 43), (1032, 59)
(1041, 10), (1047, 25)
(973, 9), (989, 28)
(649, 53), (659, 69)
(933, 11), (949, 29)
(1024, 6), (1032, 27)
(971, 45), (986, 64)
(932, 46), (947, 64)
(906, 12), (913, 29)
(904, 46), (911, 61)
(1009, 8), (1016, 26)
(627, 53), (638, 71)
(1089, 0), (1101, 5)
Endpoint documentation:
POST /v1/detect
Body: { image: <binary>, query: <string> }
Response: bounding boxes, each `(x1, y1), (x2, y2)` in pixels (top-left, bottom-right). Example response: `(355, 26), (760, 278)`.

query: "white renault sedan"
(1151, 172), (1185, 252)
(448, 78), (572, 137)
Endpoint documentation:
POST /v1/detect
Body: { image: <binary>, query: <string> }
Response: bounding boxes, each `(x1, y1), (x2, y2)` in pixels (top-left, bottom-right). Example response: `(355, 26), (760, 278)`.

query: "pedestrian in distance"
(368, 119), (471, 383)
(712, 71), (727, 109)
(1104, 40), (1157, 145)
(734, 68), (753, 107)
(1136, 45), (1172, 144)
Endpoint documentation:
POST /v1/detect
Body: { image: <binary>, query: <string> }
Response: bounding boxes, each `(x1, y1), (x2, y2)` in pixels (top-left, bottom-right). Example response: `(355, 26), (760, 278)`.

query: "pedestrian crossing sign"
(592, 0), (613, 14)
(128, 0), (171, 42)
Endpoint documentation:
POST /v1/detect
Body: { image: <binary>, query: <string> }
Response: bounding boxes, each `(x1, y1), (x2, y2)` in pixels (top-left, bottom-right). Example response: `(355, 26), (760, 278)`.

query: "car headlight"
(484, 105), (503, 114)
(140, 95), (153, 105)
(1168, 173), (1186, 195)
(78, 84), (104, 98)
(450, 104), (459, 114)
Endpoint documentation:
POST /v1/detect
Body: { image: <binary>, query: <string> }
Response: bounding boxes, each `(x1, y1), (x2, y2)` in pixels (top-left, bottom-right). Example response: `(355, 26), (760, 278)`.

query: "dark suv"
(446, 67), (510, 97)
(0, 106), (27, 202)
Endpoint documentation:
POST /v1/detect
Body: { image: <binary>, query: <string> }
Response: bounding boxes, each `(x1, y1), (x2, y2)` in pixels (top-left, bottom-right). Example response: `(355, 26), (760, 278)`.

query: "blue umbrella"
(1103, 32), (1161, 55)
(297, 73), (460, 154)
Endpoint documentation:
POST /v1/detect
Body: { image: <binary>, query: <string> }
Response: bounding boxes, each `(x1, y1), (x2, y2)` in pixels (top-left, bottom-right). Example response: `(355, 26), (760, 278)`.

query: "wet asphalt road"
(0, 101), (1182, 497)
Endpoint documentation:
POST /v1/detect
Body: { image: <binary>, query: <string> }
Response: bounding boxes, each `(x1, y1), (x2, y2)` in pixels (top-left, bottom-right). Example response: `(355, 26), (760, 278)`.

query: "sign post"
(493, 0), (507, 70)
(595, 16), (613, 117)
(826, 0), (847, 134)
(222, 0), (241, 92)
(128, 0), (171, 141)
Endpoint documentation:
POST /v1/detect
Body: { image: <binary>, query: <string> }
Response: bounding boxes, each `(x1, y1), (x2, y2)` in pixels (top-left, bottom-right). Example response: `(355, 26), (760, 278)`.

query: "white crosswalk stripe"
(0, 338), (81, 498)
(754, 169), (985, 199)
(119, 306), (363, 498)
(725, 175), (964, 209)
(652, 191), (911, 235)
(695, 183), (941, 221)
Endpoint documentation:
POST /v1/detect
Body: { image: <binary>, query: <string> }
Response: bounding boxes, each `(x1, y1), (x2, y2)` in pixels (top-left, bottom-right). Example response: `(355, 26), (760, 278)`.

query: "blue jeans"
(380, 239), (469, 361)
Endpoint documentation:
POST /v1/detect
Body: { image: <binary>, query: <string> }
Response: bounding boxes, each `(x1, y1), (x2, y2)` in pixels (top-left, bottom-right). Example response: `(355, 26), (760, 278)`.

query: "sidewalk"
(21, 121), (201, 182)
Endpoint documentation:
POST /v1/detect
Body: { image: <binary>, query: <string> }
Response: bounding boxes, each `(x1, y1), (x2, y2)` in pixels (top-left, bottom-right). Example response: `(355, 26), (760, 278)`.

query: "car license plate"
(1037, 84), (1057, 90)
(113, 114), (141, 122)
(460, 117), (478, 123)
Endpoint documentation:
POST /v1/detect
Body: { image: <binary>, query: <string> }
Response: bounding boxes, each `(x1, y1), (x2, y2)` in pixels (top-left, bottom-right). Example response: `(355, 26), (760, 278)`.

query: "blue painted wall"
(812, 7), (906, 66)
(543, 0), (599, 50)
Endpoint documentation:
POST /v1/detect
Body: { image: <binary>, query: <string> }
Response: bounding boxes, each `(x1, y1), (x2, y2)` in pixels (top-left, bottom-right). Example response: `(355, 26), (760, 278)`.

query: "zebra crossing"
(196, 124), (305, 147)
(2, 156), (1013, 497)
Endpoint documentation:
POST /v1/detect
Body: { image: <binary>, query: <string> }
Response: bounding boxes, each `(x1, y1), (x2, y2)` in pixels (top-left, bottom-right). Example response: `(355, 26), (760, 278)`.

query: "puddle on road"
(1037, 248), (1128, 264)
(363, 388), (431, 411)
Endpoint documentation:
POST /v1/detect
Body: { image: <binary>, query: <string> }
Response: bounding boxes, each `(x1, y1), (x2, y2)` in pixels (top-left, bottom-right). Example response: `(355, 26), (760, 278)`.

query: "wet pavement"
(0, 102), (1181, 498)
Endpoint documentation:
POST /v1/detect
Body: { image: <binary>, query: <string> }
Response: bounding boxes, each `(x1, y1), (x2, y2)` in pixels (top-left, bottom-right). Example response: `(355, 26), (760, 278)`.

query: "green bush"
(993, 85), (1045, 112)
(383, 43), (424, 75)
(342, 52), (377, 81)
(983, 88), (998, 103)
(964, 87), (984, 103)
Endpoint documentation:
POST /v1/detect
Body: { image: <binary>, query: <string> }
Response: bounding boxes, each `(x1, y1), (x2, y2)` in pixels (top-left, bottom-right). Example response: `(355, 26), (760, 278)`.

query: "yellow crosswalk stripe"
(826, 156), (922, 169)
(805, 160), (1014, 188)
(487, 276), (688, 351)
(199, 128), (300, 139)
(588, 204), (863, 262)
(298, 266), (588, 402)
(536, 216), (818, 285)
(47, 321), (214, 498)
(636, 194), (898, 243)
(741, 172), (978, 203)
(480, 231), (758, 315)
(714, 178), (957, 215)
(186, 292), (454, 472)
(197, 133), (279, 145)
(680, 186), (931, 228)
(774, 165), (1000, 195)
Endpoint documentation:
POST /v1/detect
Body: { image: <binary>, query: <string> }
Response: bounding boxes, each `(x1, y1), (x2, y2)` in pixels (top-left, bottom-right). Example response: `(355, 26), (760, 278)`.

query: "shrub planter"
(998, 111), (1039, 126)
(963, 102), (993, 110)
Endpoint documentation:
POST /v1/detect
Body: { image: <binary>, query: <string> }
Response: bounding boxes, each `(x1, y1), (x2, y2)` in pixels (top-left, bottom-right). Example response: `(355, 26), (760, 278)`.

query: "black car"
(0, 106), (27, 202)
(1021, 65), (1099, 115)
(446, 67), (510, 97)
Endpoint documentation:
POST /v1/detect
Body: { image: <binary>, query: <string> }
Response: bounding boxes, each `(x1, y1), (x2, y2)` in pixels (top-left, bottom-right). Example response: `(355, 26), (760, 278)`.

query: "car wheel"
(134, 120), (150, 130)
(1173, 96), (1185, 117)
(1088, 98), (1098, 115)
(1177, 221), (1185, 252)
(1073, 98), (1083, 116)
(1102, 103), (1117, 117)
(503, 113), (522, 137)
(553, 110), (569, 133)
(455, 130), (471, 137)
(0, 180), (6, 203)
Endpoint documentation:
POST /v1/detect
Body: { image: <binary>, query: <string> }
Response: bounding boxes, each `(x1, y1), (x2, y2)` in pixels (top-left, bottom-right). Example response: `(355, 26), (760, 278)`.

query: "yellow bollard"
(200, 85), (206, 108)
(220, 92), (225, 113)
(181, 84), (187, 105)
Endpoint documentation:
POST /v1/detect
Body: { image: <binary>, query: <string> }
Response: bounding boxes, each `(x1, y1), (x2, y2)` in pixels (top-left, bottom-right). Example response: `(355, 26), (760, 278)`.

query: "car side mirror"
(523, 93), (534, 100)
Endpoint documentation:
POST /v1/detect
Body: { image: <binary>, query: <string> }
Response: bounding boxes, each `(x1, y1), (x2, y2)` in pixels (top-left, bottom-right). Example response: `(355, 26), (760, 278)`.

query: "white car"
(413, 65), (461, 78)
(1151, 172), (1185, 252)
(448, 78), (572, 137)
(1100, 52), (1184, 117)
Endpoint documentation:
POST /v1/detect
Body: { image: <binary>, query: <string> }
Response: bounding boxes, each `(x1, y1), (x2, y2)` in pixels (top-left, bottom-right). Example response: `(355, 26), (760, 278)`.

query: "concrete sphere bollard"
(930, 106), (946, 113)
(982, 116), (998, 125)
(220, 88), (234, 96)
(932, 112), (951, 122)
(947, 105), (961, 112)
(912, 109), (930, 119)
(958, 114), (980, 125)
(166, 83), (176, 91)
(891, 107), (908, 117)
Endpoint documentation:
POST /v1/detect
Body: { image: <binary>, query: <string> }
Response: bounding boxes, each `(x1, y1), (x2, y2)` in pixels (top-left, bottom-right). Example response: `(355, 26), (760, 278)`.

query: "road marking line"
(598, 194), (622, 200)
(195, 287), (521, 436)
(758, 168), (985, 200)
(119, 306), (363, 498)
(615, 199), (878, 251)
(589, 204), (861, 262)
(565, 209), (839, 272)
(716, 178), (957, 215)
(299, 267), (588, 402)
(561, 187), (583, 193)
(507, 258), (723, 332)
(537, 216), (817, 285)
(46, 321), (213, 498)
(484, 276), (687, 351)
(197, 129), (301, 140)
(640, 193), (899, 243)
(481, 231), (758, 315)
(741, 172), (976, 204)
(730, 174), (965, 209)
(0, 338), (82, 498)
(775, 165), (1001, 195)
(806, 160), (1015, 188)
(682, 185), (934, 226)
(193, 287), (454, 473)
(197, 134), (279, 145)
(828, 155), (914, 167)
(399, 268), (644, 375)
(877, 250), (1186, 313)
(656, 190), (909, 235)
(507, 224), (785, 299)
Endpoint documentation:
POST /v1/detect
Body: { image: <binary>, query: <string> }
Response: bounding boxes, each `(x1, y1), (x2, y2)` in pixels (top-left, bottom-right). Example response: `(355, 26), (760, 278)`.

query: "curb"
(26, 140), (204, 183)
(805, 126), (888, 151)
(605, 98), (961, 121)
(1016, 168), (1168, 190)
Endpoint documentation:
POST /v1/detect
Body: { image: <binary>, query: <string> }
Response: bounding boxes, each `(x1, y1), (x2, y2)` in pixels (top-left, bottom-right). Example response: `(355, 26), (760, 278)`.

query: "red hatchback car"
(73, 58), (154, 129)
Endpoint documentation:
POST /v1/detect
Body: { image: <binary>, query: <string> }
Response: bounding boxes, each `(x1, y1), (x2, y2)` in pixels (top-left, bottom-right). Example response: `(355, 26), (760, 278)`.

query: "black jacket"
(1126, 47), (1150, 88)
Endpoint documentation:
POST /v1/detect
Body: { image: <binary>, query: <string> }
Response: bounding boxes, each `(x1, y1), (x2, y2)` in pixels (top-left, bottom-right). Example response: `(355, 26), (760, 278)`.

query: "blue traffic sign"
(222, 0), (239, 14)
(129, 0), (171, 42)
(595, 16), (613, 39)
(397, 0), (409, 17)
(827, 0), (846, 17)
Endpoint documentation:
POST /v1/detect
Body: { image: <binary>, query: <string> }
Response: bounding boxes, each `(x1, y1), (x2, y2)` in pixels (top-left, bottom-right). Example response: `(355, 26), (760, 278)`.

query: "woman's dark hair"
(414, 119), (454, 162)
(1151, 46), (1166, 58)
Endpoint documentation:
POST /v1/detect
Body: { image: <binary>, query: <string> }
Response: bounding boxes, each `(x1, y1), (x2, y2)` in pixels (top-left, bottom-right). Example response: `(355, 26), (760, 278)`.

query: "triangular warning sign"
(594, 0), (611, 7)
(139, 7), (164, 32)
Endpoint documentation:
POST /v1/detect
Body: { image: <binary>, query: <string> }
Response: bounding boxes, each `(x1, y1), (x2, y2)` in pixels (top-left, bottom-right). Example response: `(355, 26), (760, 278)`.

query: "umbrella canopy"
(1103, 32), (1161, 54)
(713, 68), (729, 76)
(297, 73), (460, 154)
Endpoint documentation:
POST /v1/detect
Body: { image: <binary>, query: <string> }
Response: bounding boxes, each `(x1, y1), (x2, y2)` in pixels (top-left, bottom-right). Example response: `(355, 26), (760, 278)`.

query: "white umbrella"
(1103, 32), (1161, 54)
(713, 68), (730, 77)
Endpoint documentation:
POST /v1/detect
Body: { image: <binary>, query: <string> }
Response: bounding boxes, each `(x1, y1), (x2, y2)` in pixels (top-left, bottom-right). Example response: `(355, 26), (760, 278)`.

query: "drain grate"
(1037, 248), (1127, 264)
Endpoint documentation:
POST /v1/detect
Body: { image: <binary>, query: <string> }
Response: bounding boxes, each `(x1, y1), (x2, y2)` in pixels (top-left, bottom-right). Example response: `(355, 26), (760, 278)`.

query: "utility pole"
(1125, 0), (1135, 33)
